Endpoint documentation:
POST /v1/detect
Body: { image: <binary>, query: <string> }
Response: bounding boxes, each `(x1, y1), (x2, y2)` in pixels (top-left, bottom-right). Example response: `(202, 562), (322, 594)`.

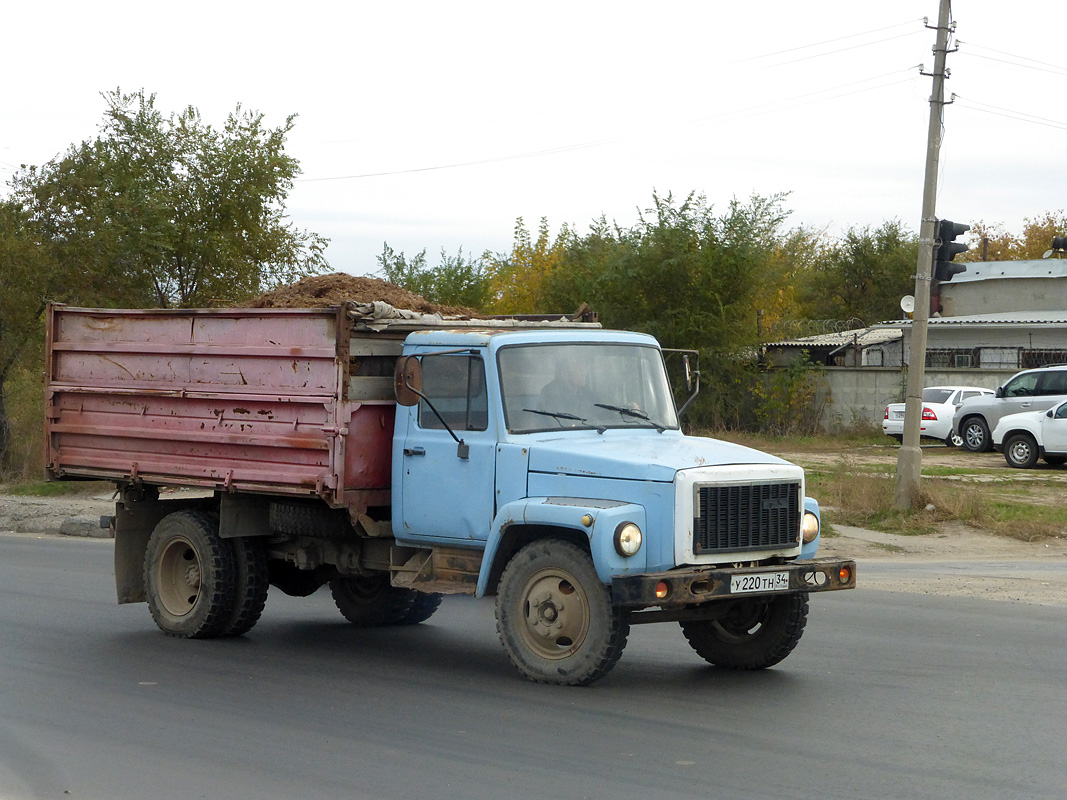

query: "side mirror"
(1047, 409), (1054, 418)
(995, 386), (1004, 398)
(394, 356), (421, 406)
(683, 355), (694, 393)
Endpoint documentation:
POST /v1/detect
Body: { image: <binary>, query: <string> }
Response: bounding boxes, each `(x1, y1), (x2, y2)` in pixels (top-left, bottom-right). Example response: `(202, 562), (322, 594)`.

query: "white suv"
(952, 365), (1067, 452)
(992, 400), (1067, 468)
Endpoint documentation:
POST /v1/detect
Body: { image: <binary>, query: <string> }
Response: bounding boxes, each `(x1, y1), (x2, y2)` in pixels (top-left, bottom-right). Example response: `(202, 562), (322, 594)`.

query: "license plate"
(730, 571), (790, 594)
(892, 411), (904, 419)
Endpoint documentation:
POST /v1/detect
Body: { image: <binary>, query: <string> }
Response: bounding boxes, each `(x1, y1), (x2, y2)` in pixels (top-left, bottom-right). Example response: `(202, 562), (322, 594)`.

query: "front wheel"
(1004, 433), (1040, 469)
(680, 593), (809, 670)
(495, 539), (630, 686)
(962, 417), (992, 452)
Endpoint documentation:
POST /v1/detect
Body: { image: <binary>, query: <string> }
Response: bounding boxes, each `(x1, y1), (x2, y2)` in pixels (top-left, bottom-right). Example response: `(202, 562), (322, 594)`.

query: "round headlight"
(801, 511), (820, 543)
(614, 522), (642, 557)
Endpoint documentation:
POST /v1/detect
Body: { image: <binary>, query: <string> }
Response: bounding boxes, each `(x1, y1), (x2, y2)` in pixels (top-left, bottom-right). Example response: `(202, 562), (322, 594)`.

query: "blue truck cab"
(390, 326), (855, 685)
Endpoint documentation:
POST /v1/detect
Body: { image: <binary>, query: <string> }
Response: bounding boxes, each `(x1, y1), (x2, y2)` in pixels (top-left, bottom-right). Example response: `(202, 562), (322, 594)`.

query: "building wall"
(941, 274), (1067, 316)
(811, 367), (1018, 432)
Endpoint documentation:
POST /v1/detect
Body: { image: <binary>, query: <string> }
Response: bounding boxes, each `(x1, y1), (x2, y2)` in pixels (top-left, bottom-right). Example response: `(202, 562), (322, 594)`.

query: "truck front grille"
(693, 482), (800, 554)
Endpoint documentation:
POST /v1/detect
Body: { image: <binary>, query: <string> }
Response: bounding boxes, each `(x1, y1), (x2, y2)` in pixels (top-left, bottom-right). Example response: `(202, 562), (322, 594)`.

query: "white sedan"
(882, 386), (994, 447)
(992, 401), (1067, 468)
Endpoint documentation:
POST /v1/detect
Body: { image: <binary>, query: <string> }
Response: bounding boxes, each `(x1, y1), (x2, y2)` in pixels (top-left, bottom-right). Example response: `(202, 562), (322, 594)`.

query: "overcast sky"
(3, 1), (1064, 276)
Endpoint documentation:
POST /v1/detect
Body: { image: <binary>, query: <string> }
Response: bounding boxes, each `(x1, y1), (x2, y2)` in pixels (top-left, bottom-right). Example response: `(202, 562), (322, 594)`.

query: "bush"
(1, 362), (45, 482)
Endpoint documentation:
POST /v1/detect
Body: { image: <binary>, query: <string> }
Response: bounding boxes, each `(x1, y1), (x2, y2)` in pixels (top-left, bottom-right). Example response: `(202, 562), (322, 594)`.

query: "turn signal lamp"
(654, 581), (670, 599)
(839, 566), (854, 584)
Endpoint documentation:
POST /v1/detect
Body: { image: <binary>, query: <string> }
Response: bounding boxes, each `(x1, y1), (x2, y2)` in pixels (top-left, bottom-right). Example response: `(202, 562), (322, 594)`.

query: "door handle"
(404, 446), (426, 457)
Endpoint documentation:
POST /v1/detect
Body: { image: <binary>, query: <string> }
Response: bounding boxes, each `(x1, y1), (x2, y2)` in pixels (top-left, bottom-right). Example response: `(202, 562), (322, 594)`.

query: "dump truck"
(44, 301), (855, 685)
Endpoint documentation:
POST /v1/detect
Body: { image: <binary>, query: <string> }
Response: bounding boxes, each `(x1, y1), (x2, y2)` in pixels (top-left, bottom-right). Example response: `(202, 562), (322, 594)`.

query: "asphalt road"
(1, 534), (1065, 800)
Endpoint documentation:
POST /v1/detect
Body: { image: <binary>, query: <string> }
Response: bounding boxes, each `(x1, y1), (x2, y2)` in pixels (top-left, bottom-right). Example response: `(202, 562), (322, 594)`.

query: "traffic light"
(933, 219), (970, 281)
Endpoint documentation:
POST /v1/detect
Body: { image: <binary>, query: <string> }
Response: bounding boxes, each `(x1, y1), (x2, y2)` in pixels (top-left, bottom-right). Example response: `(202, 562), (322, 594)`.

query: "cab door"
(397, 351), (497, 543)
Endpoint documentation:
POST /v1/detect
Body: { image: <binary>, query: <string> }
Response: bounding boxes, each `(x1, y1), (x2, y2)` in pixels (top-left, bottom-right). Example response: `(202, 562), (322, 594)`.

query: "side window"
(1004, 373), (1039, 397)
(960, 391), (978, 402)
(418, 355), (488, 432)
(1037, 371), (1067, 396)
(1056, 403), (1067, 420)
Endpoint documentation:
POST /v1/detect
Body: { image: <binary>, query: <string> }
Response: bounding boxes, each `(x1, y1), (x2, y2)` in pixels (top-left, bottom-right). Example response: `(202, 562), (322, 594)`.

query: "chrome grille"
(694, 482), (800, 554)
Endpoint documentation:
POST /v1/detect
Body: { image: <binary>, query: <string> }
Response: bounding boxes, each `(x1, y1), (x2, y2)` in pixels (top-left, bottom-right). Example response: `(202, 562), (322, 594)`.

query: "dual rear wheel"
(144, 510), (268, 639)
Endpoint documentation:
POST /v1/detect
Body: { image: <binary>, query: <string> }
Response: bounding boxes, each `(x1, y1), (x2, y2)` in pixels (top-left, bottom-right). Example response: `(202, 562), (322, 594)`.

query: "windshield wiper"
(594, 403), (666, 432)
(524, 408), (585, 422)
(523, 408), (606, 433)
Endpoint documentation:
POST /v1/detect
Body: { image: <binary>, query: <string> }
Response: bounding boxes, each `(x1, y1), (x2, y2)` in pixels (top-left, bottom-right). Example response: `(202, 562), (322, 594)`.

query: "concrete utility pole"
(894, 0), (956, 511)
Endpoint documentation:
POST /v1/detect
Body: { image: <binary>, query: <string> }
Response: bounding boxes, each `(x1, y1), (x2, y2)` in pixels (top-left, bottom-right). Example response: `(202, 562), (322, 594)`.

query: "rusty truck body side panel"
(45, 304), (395, 516)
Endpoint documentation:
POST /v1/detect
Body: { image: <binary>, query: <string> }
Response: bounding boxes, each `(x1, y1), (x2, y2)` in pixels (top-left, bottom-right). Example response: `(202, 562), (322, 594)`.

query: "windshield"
(497, 343), (679, 434)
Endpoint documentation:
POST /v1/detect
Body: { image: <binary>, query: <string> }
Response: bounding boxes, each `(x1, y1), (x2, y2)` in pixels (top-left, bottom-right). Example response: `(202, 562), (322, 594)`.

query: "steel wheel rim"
(712, 602), (769, 643)
(518, 568), (591, 660)
(1009, 439), (1032, 465)
(341, 576), (387, 604)
(156, 536), (201, 617)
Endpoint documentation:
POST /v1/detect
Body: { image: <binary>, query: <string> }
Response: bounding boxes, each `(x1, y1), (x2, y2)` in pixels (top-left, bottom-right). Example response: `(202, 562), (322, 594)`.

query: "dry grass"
(808, 456), (1067, 542)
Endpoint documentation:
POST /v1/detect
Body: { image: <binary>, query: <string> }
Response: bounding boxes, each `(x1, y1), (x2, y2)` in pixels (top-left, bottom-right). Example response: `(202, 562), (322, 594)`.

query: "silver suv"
(952, 365), (1067, 452)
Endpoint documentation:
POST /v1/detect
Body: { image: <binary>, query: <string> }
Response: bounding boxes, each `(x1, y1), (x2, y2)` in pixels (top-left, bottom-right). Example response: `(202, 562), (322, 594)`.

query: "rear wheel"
(223, 537), (269, 636)
(398, 591), (444, 625)
(1004, 433), (1040, 469)
(330, 575), (415, 626)
(680, 593), (808, 670)
(495, 539), (629, 686)
(144, 510), (236, 638)
(945, 430), (964, 448)
(962, 417), (992, 452)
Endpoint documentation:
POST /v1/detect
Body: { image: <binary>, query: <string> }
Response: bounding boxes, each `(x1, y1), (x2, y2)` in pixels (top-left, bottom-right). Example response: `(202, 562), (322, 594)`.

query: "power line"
(752, 30), (925, 70)
(296, 20), (929, 153)
(297, 69), (920, 183)
(740, 18), (924, 62)
(953, 95), (1067, 131)
(297, 139), (612, 183)
(688, 67), (921, 125)
(956, 40), (1067, 76)
(957, 50), (1067, 78)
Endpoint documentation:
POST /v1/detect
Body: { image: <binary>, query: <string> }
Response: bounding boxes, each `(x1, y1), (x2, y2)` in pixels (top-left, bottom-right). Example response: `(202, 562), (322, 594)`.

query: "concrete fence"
(811, 367), (1019, 433)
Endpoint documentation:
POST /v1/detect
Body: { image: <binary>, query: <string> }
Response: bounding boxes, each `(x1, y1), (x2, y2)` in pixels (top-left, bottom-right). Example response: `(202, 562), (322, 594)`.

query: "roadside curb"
(0, 493), (116, 539)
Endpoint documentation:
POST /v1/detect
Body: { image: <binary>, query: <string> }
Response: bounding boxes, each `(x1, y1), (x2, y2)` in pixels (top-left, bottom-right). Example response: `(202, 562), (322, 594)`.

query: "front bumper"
(612, 558), (856, 610)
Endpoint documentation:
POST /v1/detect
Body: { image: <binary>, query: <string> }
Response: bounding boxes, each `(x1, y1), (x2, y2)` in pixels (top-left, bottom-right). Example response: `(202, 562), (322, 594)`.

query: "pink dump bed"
(45, 305), (392, 503)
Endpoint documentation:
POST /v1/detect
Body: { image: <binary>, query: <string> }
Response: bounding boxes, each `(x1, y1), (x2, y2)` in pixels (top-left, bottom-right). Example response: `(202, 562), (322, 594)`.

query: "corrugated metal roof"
(875, 311), (1067, 329)
(766, 328), (901, 348)
(950, 259), (1067, 283)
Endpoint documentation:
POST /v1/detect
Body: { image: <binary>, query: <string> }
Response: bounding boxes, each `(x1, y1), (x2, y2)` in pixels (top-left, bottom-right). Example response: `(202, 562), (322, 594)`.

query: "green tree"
(376, 245), (492, 309)
(532, 192), (793, 427)
(11, 89), (327, 308)
(798, 220), (918, 326)
(0, 200), (52, 469)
